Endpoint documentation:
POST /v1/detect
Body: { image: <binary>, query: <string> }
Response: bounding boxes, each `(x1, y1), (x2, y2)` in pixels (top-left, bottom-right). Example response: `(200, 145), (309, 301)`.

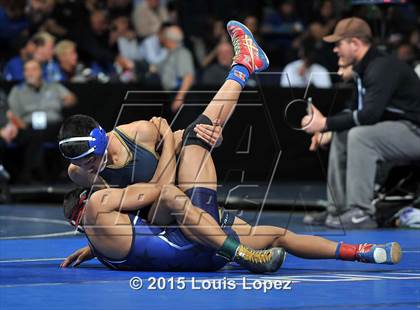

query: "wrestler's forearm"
(90, 183), (161, 212)
(150, 133), (176, 186)
(178, 74), (194, 96)
(173, 130), (184, 155)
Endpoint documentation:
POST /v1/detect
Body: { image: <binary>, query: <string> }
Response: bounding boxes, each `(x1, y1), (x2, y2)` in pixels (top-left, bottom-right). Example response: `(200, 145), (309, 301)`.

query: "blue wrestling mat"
(1, 204), (419, 310)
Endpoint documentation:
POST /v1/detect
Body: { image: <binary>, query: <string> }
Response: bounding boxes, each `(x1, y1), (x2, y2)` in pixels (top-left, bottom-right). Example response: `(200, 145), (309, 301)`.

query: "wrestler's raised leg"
(201, 21), (269, 125)
(149, 21), (285, 273)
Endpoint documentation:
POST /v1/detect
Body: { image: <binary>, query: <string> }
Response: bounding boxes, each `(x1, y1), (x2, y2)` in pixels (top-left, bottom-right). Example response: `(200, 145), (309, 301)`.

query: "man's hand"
(115, 55), (134, 71)
(62, 94), (77, 108)
(338, 65), (354, 82)
(301, 104), (327, 134)
(194, 119), (223, 148)
(60, 245), (95, 268)
(7, 110), (26, 129)
(309, 131), (332, 151)
(0, 123), (18, 144)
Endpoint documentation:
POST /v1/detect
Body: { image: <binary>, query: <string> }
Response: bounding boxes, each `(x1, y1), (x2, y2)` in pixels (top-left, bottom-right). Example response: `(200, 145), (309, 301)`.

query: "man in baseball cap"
(301, 17), (420, 229)
(323, 17), (373, 69)
(323, 17), (372, 44)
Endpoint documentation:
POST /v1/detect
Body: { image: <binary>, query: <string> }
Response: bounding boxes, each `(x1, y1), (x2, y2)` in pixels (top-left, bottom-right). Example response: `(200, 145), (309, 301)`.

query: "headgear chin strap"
(69, 189), (89, 233)
(59, 127), (108, 160)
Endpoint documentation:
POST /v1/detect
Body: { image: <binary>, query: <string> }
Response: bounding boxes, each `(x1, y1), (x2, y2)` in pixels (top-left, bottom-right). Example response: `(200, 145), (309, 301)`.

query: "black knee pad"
(182, 114), (213, 151)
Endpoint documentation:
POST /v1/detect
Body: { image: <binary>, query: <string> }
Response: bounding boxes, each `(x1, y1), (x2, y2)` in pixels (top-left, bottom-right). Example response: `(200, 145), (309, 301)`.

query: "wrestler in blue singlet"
(89, 187), (237, 271)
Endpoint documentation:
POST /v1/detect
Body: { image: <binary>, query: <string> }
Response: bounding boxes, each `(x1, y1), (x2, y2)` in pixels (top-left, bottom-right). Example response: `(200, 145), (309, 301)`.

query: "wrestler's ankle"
(335, 242), (358, 261)
(225, 65), (249, 89)
(217, 235), (240, 260)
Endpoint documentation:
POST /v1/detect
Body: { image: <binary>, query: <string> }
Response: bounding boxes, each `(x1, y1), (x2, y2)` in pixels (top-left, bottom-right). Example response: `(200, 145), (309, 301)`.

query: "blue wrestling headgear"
(59, 127), (108, 160)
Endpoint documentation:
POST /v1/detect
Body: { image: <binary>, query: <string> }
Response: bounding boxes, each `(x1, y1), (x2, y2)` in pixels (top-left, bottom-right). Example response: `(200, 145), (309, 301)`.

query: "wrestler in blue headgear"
(59, 128), (108, 160)
(58, 114), (158, 188)
(58, 115), (109, 174)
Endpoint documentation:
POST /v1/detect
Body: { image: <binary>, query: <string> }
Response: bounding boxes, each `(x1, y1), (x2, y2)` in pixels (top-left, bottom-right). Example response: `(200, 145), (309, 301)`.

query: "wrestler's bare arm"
(60, 245), (94, 268)
(148, 117), (176, 186)
(88, 183), (161, 213)
(67, 164), (108, 188)
(123, 119), (222, 156)
(116, 120), (159, 149)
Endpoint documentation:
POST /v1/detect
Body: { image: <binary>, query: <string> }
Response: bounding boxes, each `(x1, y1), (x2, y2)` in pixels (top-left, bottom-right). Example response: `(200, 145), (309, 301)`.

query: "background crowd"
(1, 0), (419, 87)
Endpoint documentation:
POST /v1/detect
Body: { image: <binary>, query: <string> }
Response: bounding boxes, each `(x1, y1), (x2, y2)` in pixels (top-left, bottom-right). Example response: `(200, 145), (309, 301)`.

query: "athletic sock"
(217, 236), (240, 260)
(335, 242), (358, 261)
(226, 65), (249, 88)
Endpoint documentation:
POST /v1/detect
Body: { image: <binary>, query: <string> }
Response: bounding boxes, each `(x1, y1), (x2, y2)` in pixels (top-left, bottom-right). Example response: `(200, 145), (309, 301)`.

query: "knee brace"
(182, 114), (213, 151)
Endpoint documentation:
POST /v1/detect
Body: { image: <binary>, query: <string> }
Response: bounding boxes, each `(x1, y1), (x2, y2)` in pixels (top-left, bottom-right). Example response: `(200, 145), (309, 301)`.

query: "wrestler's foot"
(234, 245), (286, 273)
(356, 242), (402, 265)
(226, 20), (269, 74)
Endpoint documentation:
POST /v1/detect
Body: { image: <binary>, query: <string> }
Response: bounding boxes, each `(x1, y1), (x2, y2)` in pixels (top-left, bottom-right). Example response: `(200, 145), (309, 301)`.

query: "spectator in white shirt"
(281, 37), (332, 88)
(109, 16), (141, 62)
(138, 22), (171, 65)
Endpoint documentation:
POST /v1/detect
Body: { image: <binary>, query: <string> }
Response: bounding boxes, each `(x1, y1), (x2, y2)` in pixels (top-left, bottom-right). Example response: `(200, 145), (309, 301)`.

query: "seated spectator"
(191, 19), (228, 69)
(3, 36), (36, 82)
(0, 88), (18, 185)
(261, 0), (304, 67)
(0, 0), (29, 49)
(106, 0), (132, 19)
(306, 21), (338, 73)
(386, 4), (418, 38)
(45, 0), (91, 40)
(158, 25), (194, 112)
(132, 0), (169, 38)
(202, 42), (233, 86)
(281, 37), (332, 88)
(73, 9), (133, 80)
(138, 22), (171, 66)
(109, 16), (141, 62)
(74, 9), (112, 67)
(261, 0), (304, 37)
(32, 32), (62, 82)
(26, 0), (56, 34)
(312, 0), (337, 36)
(396, 43), (416, 66)
(0, 121), (17, 184)
(55, 40), (101, 82)
(7, 60), (76, 183)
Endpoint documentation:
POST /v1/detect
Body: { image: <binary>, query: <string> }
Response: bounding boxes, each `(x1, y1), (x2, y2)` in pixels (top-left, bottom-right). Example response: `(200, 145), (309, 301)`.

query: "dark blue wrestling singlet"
(99, 128), (159, 188)
(91, 187), (238, 271)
